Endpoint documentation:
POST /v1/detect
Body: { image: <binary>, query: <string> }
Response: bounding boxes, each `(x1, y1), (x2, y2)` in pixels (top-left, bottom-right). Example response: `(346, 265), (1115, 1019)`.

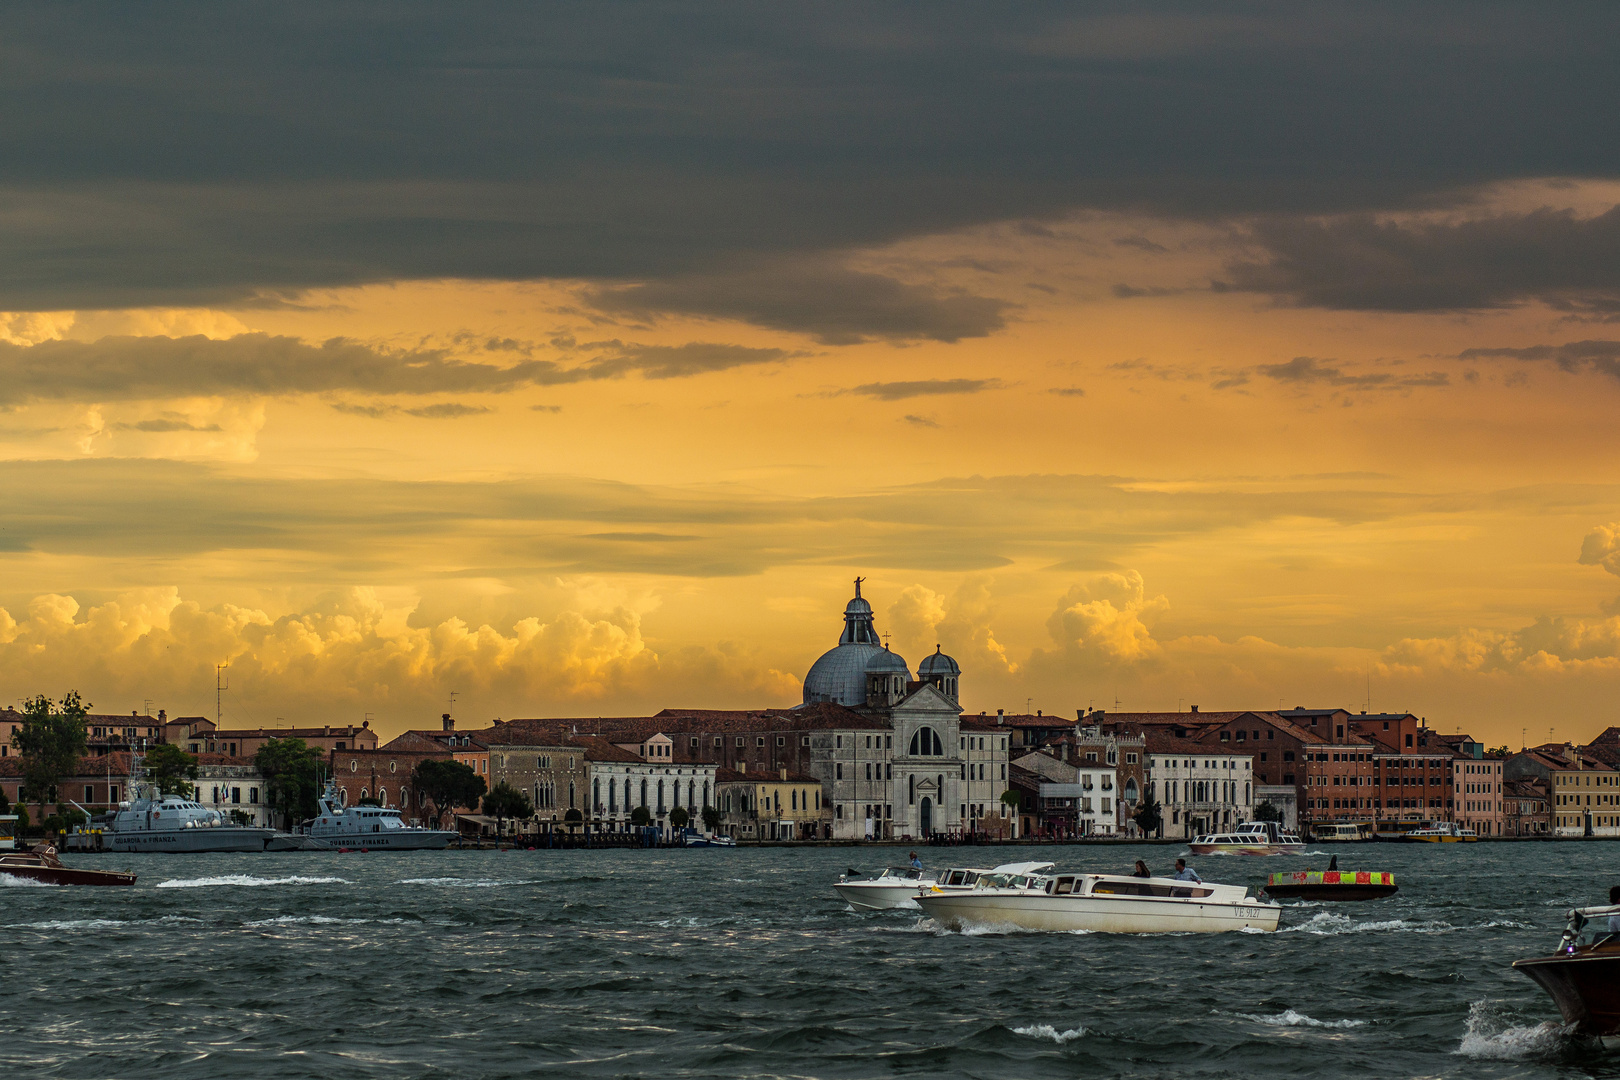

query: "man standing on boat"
(1173, 858), (1202, 883)
(909, 851), (923, 870)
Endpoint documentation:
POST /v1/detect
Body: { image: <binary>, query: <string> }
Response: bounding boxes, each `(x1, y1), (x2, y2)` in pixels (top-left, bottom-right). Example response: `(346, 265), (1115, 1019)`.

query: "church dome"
(865, 647), (910, 675)
(802, 579), (908, 706)
(918, 646), (960, 677)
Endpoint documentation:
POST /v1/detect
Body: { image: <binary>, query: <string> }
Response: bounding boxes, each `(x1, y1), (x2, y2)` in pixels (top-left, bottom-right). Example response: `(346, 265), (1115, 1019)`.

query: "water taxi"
(1403, 822), (1477, 843)
(0, 844), (136, 886)
(1188, 820), (1305, 855)
(834, 860), (1053, 911)
(1514, 902), (1620, 1048)
(915, 867), (1280, 934)
(1312, 823), (1371, 842)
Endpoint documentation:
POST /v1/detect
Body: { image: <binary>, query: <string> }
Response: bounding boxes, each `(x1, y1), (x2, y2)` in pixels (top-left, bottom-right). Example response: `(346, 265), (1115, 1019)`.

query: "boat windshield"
(937, 869), (980, 886)
(1559, 905), (1620, 952)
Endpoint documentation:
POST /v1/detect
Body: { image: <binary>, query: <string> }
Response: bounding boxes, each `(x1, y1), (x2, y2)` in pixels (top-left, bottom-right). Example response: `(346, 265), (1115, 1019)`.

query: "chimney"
(362, 720), (369, 729)
(1190, 705), (1199, 713)
(1036, 709), (1042, 717)
(442, 713), (455, 732)
(158, 709), (166, 723)
(997, 713), (1004, 726)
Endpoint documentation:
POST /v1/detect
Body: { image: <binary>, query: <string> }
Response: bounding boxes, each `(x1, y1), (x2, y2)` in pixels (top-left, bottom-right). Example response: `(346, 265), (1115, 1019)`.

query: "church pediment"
(893, 682), (961, 716)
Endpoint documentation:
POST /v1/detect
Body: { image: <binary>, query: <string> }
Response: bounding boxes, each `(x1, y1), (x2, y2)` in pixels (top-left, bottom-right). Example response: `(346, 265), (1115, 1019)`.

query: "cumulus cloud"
(1225, 206), (1620, 311)
(1581, 522), (1620, 579)
(0, 586), (801, 725)
(0, 333), (795, 406)
(885, 577), (1019, 678)
(587, 259), (1010, 345)
(1042, 570), (1169, 664)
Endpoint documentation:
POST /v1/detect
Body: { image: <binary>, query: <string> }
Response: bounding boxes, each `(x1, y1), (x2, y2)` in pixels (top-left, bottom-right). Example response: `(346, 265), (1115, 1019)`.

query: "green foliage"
(145, 743), (199, 798)
(482, 781), (534, 835)
(629, 805), (652, 828)
(1487, 745), (1511, 758)
(12, 691), (90, 809)
(412, 759), (487, 827)
(668, 805), (689, 829)
(254, 737), (325, 828)
(13, 805), (30, 834)
(227, 809), (255, 825)
(42, 808), (88, 836)
(701, 804), (721, 830)
(0, 786), (10, 814)
(1252, 800), (1283, 823)
(1133, 794), (1163, 836)
(1000, 788), (1020, 810)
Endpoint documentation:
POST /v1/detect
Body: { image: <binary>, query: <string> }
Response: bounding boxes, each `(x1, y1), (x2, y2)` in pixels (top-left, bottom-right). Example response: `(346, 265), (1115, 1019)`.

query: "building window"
(757, 737), (766, 747)
(777, 736), (785, 747)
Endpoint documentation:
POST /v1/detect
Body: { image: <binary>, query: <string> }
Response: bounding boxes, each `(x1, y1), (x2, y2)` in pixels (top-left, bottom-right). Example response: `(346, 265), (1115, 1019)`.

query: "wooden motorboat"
(1265, 869), (1397, 901)
(1514, 902), (1620, 1048)
(0, 845), (137, 886)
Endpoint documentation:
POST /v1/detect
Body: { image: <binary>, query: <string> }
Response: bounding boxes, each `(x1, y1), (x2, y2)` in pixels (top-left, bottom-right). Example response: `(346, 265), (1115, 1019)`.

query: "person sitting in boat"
(909, 851), (923, 870)
(1132, 860), (1151, 878)
(1173, 858), (1202, 883)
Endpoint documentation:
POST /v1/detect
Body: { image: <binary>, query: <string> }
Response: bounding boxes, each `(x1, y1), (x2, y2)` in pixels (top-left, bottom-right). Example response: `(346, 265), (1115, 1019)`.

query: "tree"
(1487, 745), (1511, 758)
(1133, 794), (1163, 837)
(482, 781), (533, 837)
(0, 786), (10, 815)
(412, 759), (487, 828)
(254, 737), (325, 829)
(1252, 800), (1283, 824)
(701, 804), (721, 831)
(145, 743), (199, 798)
(668, 806), (689, 829)
(630, 805), (652, 828)
(11, 691), (89, 812)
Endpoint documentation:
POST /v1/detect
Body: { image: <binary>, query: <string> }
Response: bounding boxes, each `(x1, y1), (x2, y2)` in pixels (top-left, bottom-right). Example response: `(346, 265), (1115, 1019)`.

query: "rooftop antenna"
(1366, 673), (1371, 713)
(143, 698), (154, 719)
(215, 663), (228, 725)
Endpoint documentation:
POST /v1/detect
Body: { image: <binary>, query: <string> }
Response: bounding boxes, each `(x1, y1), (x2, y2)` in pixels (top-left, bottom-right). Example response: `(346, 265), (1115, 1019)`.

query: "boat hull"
(916, 892), (1281, 934)
(101, 827), (276, 853)
(307, 829), (458, 851)
(0, 864), (136, 886)
(1514, 952), (1620, 1044)
(834, 882), (925, 910)
(1265, 883), (1397, 901)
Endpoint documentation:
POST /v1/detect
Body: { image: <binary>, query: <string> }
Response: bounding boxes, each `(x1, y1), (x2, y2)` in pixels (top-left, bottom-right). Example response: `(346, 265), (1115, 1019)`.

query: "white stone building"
(1144, 735), (1254, 838)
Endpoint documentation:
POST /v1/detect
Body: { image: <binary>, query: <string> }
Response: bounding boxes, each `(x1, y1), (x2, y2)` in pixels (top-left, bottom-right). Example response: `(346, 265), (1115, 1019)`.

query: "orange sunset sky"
(3, 6), (1620, 745)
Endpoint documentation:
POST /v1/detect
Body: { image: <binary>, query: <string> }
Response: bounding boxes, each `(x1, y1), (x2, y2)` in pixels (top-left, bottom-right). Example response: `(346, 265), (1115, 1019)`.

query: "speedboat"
(834, 860), (1054, 911)
(1188, 820), (1306, 855)
(0, 845), (136, 886)
(916, 868), (1280, 933)
(1513, 903), (1620, 1047)
(682, 830), (737, 847)
(304, 782), (459, 850)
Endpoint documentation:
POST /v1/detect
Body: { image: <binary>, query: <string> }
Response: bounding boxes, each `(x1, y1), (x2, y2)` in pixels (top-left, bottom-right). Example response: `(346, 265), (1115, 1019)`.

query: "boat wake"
(1454, 999), (1569, 1060)
(1282, 911), (1451, 936)
(1237, 1009), (1367, 1029)
(156, 874), (349, 889)
(1011, 1023), (1087, 1044)
(0, 874), (56, 887)
(397, 876), (539, 888)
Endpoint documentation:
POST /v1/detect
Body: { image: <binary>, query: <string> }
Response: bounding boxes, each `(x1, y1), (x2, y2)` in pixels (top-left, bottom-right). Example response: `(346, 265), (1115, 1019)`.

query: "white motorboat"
(916, 869), (1281, 934)
(682, 830), (737, 847)
(834, 860), (1054, 911)
(304, 783), (460, 850)
(1188, 820), (1306, 855)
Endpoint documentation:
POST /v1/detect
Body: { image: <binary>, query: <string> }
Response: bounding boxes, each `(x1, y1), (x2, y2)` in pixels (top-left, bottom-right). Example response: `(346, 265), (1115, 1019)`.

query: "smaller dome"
(845, 596), (873, 616)
(918, 645), (961, 677)
(865, 648), (910, 675)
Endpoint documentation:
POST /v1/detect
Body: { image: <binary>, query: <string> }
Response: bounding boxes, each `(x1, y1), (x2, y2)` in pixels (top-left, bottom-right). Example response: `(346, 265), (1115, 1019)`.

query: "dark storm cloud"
(1226, 206), (1620, 311)
(586, 261), (1009, 345)
(1254, 356), (1449, 389)
(1458, 339), (1620, 380)
(0, 3), (1616, 321)
(846, 378), (1005, 401)
(0, 334), (791, 404)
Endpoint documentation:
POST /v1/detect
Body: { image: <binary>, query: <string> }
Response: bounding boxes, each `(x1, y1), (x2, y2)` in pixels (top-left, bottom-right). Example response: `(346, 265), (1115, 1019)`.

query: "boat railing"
(1560, 905), (1620, 952)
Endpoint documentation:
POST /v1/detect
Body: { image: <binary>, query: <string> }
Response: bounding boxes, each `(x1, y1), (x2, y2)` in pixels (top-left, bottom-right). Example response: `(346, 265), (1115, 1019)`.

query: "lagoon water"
(3, 841), (1619, 1079)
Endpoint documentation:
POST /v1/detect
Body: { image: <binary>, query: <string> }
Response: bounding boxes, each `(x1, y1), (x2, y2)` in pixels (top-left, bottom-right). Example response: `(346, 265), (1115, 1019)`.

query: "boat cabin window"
(1048, 875), (1079, 895)
(1092, 881), (1214, 899)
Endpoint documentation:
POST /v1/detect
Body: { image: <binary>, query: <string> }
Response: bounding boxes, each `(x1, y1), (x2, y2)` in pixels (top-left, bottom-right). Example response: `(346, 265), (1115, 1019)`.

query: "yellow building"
(715, 765), (831, 840)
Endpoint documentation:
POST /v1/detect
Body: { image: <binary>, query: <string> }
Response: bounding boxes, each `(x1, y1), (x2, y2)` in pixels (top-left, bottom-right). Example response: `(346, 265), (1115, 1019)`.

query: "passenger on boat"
(1173, 859), (1202, 883)
(909, 851), (923, 870)
(1132, 860), (1151, 878)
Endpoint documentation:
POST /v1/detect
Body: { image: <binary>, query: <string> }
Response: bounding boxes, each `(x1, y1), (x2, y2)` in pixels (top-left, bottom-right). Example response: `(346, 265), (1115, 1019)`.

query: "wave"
(1281, 912), (1452, 936)
(156, 874), (349, 889)
(17, 918), (130, 929)
(0, 874), (56, 887)
(1012, 1023), (1087, 1044)
(1238, 1009), (1368, 1029)
(1455, 999), (1569, 1060)
(396, 876), (539, 888)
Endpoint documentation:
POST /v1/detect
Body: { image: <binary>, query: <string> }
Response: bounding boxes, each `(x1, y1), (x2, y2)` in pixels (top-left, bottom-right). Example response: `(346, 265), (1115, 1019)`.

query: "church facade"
(799, 580), (1013, 841)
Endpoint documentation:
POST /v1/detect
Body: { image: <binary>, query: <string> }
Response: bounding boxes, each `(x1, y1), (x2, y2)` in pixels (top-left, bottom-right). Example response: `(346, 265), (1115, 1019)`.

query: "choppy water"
(3, 841), (1619, 1079)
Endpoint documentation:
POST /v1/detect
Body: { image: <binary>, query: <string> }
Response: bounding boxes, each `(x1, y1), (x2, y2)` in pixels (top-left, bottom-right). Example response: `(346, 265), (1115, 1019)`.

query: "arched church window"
(908, 727), (944, 757)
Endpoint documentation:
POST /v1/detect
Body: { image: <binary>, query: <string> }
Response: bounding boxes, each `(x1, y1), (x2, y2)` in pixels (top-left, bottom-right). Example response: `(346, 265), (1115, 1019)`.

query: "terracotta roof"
(571, 737), (648, 765)
(1142, 732), (1252, 756)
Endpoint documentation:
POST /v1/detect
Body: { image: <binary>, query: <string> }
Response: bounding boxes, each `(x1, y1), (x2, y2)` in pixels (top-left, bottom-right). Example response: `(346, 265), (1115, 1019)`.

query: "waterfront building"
(713, 765), (830, 840)
(481, 722), (590, 831)
(0, 750), (267, 824)
(1141, 733), (1253, 838)
(581, 735), (717, 839)
(168, 715), (379, 758)
(1507, 744), (1619, 837)
(1436, 733), (1505, 836)
(1010, 747), (1119, 837)
(1503, 777), (1551, 836)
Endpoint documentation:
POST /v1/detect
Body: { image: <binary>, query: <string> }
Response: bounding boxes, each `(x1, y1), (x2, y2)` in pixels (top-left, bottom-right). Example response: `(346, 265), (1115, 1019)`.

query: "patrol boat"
(75, 788), (276, 853)
(304, 782), (459, 850)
